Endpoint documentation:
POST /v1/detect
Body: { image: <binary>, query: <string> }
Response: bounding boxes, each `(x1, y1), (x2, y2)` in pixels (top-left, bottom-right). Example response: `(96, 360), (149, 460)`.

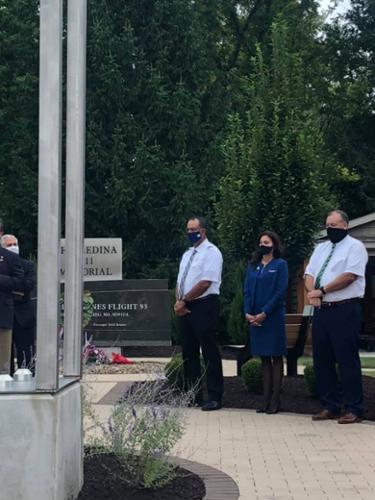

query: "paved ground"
(85, 359), (375, 500)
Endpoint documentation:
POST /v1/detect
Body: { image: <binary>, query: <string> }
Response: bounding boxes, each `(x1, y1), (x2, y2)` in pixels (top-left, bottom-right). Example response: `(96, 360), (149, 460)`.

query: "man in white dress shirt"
(174, 216), (224, 411)
(304, 210), (368, 424)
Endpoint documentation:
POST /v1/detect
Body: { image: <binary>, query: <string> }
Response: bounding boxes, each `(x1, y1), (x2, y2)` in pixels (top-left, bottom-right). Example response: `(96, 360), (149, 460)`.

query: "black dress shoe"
(201, 400), (222, 411)
(256, 408), (268, 414)
(266, 406), (280, 414)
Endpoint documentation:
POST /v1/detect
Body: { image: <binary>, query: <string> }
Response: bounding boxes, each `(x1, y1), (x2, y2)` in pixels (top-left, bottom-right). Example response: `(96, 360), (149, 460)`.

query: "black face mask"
(327, 227), (348, 244)
(259, 245), (273, 255)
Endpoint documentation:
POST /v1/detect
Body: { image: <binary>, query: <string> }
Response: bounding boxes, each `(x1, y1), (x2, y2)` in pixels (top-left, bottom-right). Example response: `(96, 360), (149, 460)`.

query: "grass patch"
(359, 358), (375, 369)
(298, 357), (313, 366)
(298, 356), (375, 370)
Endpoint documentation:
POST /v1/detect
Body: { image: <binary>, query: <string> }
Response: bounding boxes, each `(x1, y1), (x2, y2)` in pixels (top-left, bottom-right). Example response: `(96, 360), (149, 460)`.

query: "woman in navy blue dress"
(243, 231), (288, 414)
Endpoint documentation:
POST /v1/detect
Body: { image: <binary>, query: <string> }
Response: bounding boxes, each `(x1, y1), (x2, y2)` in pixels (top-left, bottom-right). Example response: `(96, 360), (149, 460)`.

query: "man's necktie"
(315, 243), (336, 289)
(178, 249), (197, 299)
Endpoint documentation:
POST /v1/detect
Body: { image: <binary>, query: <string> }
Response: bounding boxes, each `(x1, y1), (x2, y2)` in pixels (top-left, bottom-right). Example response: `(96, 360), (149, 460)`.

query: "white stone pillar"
(0, 383), (82, 500)
(64, 0), (87, 377)
(0, 1), (85, 497)
(36, 0), (63, 391)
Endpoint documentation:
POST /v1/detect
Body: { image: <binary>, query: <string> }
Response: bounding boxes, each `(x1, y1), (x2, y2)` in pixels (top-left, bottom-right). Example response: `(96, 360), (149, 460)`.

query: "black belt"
(185, 294), (218, 305)
(321, 297), (362, 308)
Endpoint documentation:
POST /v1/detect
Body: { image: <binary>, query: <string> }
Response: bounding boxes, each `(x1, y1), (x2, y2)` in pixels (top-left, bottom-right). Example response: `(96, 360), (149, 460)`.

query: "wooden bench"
(224, 306), (313, 377)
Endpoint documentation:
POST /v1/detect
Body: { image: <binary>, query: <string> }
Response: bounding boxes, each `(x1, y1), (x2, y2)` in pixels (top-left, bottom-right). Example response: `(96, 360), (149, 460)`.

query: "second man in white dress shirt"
(174, 216), (224, 411)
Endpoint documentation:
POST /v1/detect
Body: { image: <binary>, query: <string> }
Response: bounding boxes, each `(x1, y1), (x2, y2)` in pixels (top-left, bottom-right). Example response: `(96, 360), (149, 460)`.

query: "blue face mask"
(187, 231), (202, 245)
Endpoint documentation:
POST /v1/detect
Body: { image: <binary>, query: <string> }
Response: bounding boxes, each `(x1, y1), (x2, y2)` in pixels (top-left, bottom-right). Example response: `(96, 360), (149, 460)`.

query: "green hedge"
(241, 358), (263, 394)
(304, 364), (317, 398)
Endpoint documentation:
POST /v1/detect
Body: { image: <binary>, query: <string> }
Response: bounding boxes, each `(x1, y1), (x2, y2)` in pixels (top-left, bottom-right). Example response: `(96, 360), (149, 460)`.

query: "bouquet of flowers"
(82, 336), (109, 365)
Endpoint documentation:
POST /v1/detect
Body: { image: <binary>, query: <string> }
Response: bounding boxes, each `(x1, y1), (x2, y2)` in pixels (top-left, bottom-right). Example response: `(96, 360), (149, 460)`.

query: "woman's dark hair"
(250, 230), (283, 265)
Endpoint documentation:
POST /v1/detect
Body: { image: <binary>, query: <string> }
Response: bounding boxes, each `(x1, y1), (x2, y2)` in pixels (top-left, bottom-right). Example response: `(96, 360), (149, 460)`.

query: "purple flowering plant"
(83, 368), (197, 489)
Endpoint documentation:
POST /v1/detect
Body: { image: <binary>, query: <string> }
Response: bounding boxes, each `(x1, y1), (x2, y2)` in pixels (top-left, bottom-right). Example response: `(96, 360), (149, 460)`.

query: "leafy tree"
(321, 0), (375, 217)
(215, 16), (334, 317)
(1, 0), (373, 296)
(85, 0), (235, 280)
(0, 0), (39, 256)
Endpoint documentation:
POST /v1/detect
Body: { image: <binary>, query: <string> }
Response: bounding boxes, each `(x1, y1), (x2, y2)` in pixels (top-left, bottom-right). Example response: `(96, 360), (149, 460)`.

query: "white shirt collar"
(190, 237), (210, 253)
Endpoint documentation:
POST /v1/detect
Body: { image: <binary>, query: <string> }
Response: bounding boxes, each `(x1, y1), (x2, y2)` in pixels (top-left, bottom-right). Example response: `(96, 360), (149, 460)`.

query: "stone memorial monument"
(0, 1), (87, 498)
(83, 279), (171, 346)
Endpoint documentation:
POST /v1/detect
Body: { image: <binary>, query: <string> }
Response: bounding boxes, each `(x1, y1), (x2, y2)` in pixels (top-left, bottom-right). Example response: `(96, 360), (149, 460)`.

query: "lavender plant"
(84, 373), (196, 489)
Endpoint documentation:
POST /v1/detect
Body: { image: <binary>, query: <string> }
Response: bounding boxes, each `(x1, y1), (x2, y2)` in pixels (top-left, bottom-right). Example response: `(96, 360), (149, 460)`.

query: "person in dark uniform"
(244, 231), (288, 414)
(174, 216), (224, 411)
(1, 234), (36, 373)
(0, 231), (24, 374)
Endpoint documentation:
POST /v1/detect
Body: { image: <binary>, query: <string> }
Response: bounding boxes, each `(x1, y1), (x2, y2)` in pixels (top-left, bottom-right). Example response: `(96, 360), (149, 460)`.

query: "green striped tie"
(315, 243), (336, 289)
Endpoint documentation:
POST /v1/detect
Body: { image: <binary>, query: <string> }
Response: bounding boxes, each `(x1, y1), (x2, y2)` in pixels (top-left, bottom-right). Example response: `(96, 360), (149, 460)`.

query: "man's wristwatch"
(319, 286), (326, 296)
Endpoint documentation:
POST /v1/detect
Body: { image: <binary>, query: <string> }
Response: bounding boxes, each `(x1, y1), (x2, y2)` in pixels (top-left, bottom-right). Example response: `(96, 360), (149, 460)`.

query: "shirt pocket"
(330, 257), (346, 273)
(190, 258), (202, 269)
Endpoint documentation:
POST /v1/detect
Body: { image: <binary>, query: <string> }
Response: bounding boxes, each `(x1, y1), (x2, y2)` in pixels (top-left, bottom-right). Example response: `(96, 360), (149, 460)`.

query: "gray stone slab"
(97, 381), (134, 405)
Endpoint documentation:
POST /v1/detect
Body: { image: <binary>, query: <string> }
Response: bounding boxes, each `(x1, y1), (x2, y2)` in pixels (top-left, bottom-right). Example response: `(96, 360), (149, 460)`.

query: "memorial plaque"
(82, 279), (171, 346)
(60, 238), (122, 282)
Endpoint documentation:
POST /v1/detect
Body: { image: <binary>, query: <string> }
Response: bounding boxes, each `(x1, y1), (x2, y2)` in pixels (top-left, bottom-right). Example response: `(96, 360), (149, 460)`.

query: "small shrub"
(241, 358), (263, 394)
(84, 374), (195, 489)
(225, 262), (247, 344)
(164, 354), (205, 392)
(304, 364), (317, 398)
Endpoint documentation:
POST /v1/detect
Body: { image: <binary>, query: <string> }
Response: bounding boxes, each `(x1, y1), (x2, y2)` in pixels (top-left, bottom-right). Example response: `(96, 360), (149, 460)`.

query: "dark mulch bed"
(122, 346), (375, 420)
(78, 454), (205, 500)
(222, 375), (375, 421)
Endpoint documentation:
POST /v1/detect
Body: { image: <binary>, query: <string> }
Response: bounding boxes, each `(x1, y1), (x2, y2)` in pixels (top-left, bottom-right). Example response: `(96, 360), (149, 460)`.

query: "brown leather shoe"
(312, 409), (340, 421)
(337, 413), (363, 424)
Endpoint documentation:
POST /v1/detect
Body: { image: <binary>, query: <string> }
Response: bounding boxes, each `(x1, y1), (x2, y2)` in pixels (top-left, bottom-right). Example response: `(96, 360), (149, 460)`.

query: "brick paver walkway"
(86, 360), (375, 500)
(173, 408), (375, 500)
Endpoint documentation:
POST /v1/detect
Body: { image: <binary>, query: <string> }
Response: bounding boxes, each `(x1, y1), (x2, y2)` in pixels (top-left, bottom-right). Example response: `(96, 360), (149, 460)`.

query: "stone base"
(0, 381), (82, 500)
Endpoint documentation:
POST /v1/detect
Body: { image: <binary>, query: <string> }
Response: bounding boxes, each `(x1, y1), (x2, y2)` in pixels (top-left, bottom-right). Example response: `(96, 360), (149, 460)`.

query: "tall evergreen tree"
(85, 0), (231, 279)
(322, 0), (375, 217)
(0, 0), (39, 255)
(215, 15), (334, 322)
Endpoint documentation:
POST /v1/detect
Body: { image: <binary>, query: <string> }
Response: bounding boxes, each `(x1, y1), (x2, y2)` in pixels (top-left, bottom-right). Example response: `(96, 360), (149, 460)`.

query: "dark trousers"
(260, 356), (283, 410)
(180, 295), (223, 402)
(312, 301), (363, 416)
(10, 323), (35, 375)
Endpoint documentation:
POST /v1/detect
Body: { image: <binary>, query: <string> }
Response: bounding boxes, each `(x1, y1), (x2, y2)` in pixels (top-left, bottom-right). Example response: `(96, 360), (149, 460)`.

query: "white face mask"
(6, 245), (19, 255)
